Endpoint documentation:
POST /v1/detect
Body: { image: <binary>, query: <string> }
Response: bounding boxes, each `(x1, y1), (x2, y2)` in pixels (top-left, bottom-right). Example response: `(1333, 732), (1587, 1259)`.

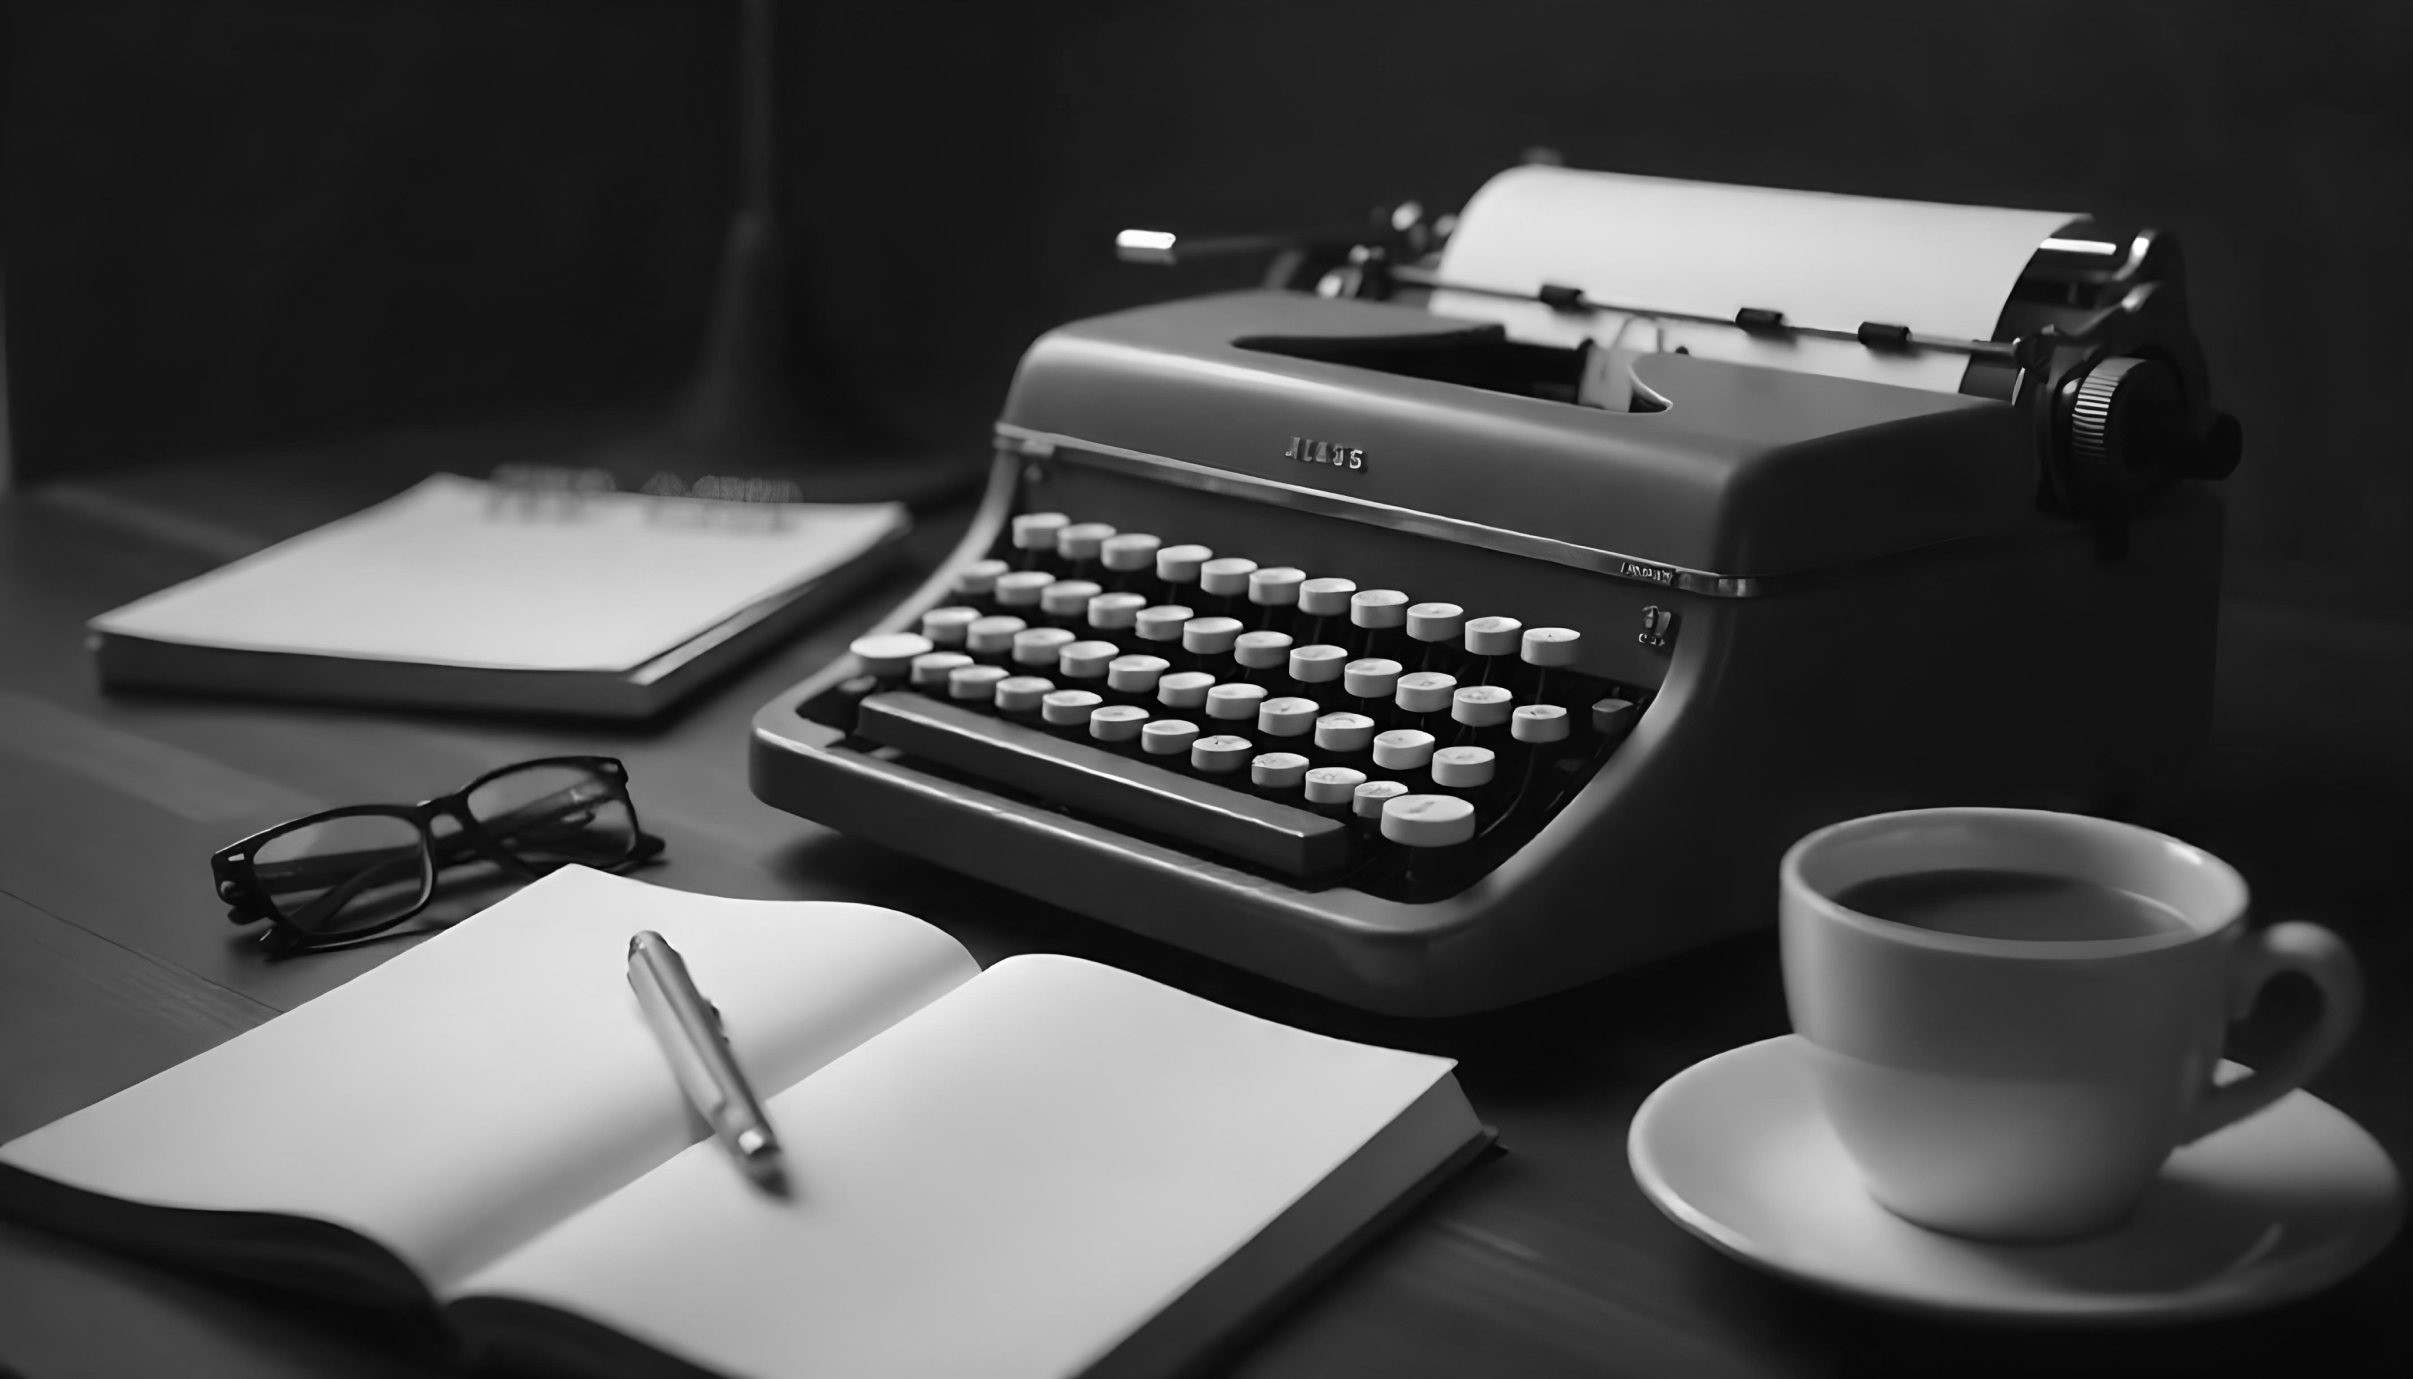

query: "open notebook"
(0, 869), (1487, 1379)
(87, 474), (909, 719)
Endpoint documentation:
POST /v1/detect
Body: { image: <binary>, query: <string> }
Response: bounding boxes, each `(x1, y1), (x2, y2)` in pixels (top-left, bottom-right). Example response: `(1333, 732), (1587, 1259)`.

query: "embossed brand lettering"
(1617, 559), (1676, 586)
(1284, 436), (1367, 472)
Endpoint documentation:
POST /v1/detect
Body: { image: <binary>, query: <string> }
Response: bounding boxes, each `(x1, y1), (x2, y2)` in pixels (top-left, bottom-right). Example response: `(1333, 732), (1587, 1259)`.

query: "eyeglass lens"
(252, 814), (430, 936)
(464, 762), (638, 869)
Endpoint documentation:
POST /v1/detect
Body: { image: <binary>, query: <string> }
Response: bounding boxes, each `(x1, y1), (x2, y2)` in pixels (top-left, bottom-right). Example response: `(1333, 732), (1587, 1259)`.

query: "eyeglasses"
(212, 756), (665, 952)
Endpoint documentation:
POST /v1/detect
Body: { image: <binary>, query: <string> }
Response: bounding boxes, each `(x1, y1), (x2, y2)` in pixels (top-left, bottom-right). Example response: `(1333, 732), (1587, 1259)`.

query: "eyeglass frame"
(211, 755), (665, 951)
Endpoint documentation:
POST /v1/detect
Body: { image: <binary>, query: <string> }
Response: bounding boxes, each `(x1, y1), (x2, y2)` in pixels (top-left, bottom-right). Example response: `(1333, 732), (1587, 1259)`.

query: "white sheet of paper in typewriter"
(1431, 164), (2080, 395)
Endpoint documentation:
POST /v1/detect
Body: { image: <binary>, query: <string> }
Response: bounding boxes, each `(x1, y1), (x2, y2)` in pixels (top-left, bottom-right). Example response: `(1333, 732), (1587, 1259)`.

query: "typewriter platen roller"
(752, 166), (2237, 1016)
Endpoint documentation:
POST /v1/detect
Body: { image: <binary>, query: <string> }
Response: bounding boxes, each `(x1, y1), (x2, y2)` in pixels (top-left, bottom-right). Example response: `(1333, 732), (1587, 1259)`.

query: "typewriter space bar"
(854, 692), (1349, 877)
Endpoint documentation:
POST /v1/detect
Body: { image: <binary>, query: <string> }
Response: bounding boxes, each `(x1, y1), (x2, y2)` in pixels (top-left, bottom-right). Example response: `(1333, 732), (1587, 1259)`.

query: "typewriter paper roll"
(1432, 165), (2080, 394)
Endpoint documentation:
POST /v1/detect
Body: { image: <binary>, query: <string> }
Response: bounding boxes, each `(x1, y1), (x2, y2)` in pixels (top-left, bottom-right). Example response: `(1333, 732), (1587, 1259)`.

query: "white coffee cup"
(1781, 807), (2362, 1242)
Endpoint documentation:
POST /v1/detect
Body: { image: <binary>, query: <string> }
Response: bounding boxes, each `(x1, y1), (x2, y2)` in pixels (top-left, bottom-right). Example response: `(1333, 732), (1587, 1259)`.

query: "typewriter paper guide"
(88, 474), (908, 673)
(1432, 165), (2080, 394)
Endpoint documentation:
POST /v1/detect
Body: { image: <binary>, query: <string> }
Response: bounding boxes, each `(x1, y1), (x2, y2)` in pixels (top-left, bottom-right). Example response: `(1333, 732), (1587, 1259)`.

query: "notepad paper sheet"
(89, 474), (907, 673)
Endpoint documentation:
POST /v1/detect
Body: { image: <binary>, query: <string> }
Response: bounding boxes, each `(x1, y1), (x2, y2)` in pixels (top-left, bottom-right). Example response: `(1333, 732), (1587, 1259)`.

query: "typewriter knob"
(2059, 356), (2238, 498)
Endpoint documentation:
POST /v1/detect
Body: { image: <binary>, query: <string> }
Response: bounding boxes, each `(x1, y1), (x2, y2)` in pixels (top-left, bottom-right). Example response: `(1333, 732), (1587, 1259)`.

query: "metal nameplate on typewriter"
(753, 165), (2240, 1016)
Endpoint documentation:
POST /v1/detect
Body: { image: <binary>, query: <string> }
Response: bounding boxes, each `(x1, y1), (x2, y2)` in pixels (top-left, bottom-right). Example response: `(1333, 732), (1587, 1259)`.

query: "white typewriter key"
(1059, 640), (1120, 680)
(850, 632), (933, 679)
(1141, 718), (1201, 756)
(1040, 689), (1104, 727)
(1520, 627), (1584, 706)
(1372, 729), (1437, 771)
(1451, 685), (1515, 727)
(994, 675), (1055, 715)
(994, 570), (1054, 608)
(1191, 734), (1254, 774)
(1247, 566), (1307, 607)
(1135, 604), (1195, 643)
(1257, 696), (1320, 738)
(1304, 766), (1367, 808)
(1106, 654), (1170, 694)
(953, 559), (1009, 598)
(910, 651), (974, 687)
(965, 615), (1028, 656)
(1251, 752), (1311, 790)
(1342, 658), (1403, 700)
(1521, 627), (1582, 665)
(1314, 712), (1377, 754)
(1289, 644), (1350, 684)
(1394, 671), (1457, 714)
(1057, 522), (1116, 563)
(1380, 794), (1477, 848)
(1233, 630), (1295, 669)
(1101, 533), (1161, 571)
(1087, 592), (1147, 631)
(1155, 544), (1213, 586)
(1089, 704), (1149, 744)
(1011, 511), (1069, 551)
(1013, 626), (1078, 667)
(1431, 746), (1497, 789)
(1041, 579), (1104, 619)
(948, 663), (1011, 701)
(1352, 589), (1409, 627)
(1299, 577), (1357, 617)
(1464, 615), (1524, 657)
(1353, 779), (1409, 820)
(1593, 697), (1641, 747)
(1198, 556), (1259, 597)
(1206, 682), (1269, 721)
(1182, 615), (1244, 658)
(1156, 671), (1216, 709)
(1407, 602), (1466, 643)
(920, 606), (980, 647)
(1512, 703), (1572, 743)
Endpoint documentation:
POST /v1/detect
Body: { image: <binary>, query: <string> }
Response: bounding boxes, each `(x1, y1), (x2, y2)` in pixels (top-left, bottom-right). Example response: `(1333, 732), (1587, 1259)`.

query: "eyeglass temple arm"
(281, 854), (425, 932)
(247, 790), (654, 890)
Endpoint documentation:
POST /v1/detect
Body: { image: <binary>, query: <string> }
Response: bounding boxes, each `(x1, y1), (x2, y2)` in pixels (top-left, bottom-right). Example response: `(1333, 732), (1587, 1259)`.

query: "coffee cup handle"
(2181, 921), (2364, 1144)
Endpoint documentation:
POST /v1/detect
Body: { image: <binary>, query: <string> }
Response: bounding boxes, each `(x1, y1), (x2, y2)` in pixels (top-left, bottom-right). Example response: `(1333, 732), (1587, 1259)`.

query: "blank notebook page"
(0, 868), (977, 1289)
(458, 954), (1466, 1379)
(89, 474), (906, 673)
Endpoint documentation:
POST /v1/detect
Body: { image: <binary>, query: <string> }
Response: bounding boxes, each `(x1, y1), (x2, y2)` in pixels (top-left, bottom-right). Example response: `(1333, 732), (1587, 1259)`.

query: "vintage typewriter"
(751, 165), (2242, 1015)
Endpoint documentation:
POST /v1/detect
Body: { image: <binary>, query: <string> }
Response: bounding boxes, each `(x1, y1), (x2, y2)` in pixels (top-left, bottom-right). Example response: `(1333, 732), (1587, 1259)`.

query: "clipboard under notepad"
(89, 474), (909, 719)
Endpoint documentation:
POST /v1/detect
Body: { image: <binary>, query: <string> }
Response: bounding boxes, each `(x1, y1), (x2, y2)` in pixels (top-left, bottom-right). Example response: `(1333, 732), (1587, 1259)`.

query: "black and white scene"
(0, 2), (2406, 1376)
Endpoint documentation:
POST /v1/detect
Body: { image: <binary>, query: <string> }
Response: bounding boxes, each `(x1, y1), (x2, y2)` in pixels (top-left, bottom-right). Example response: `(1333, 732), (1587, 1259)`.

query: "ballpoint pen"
(627, 930), (787, 1194)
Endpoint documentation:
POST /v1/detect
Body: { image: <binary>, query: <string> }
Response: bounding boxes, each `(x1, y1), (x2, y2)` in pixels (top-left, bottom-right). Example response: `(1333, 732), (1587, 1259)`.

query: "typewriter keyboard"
(799, 510), (1650, 902)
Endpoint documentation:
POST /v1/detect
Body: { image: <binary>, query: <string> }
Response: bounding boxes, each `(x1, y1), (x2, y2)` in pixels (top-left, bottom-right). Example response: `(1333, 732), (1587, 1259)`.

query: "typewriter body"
(752, 167), (2240, 1016)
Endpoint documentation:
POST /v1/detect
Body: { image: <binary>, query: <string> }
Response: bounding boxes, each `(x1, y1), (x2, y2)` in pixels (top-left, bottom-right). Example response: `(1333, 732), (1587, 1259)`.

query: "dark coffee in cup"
(1833, 868), (2191, 942)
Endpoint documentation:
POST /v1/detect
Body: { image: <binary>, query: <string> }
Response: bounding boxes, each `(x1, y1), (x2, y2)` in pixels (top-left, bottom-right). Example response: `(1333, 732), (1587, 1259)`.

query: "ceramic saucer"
(1627, 1035), (2403, 1323)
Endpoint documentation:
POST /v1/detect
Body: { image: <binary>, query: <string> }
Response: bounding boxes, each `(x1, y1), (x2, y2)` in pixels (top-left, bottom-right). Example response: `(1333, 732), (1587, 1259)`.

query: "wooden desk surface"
(1, 436), (2406, 1378)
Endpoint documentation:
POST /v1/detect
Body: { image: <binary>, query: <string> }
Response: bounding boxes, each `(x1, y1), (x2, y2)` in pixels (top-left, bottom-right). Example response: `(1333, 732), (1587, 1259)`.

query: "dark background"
(3, 0), (2410, 616)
